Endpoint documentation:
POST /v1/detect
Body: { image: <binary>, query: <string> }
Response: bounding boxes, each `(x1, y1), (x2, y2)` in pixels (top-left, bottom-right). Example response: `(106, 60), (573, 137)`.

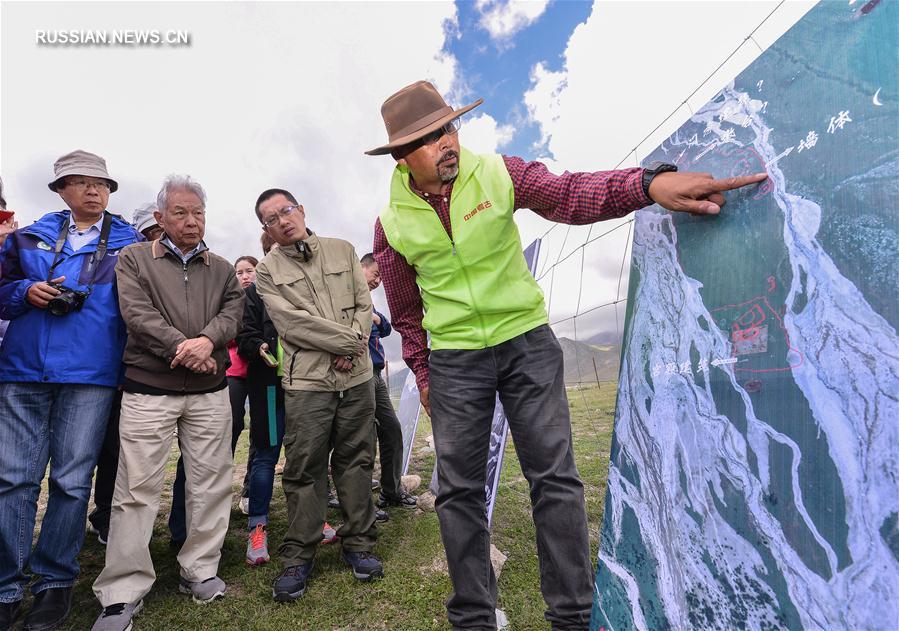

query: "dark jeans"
(280, 378), (377, 565)
(88, 390), (123, 535)
(169, 377), (249, 543)
(429, 325), (593, 631)
(373, 371), (403, 499)
(0, 382), (115, 602)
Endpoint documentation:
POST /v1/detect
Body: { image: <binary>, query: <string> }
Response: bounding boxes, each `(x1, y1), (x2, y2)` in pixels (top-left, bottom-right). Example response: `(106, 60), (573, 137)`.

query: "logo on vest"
(463, 200), (492, 222)
(37, 241), (52, 251)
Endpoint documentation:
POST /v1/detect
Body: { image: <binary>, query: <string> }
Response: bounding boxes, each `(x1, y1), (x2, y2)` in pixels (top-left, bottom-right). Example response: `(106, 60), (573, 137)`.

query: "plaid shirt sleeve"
(503, 155), (652, 221)
(373, 217), (431, 392)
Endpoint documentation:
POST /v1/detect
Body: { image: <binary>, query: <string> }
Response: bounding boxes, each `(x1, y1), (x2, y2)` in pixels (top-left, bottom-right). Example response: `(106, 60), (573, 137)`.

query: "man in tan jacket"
(253, 188), (381, 601)
(91, 175), (244, 631)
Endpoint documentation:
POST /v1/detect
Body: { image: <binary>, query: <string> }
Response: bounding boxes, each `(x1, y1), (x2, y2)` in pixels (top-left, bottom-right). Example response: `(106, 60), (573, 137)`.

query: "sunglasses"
(396, 119), (461, 158)
(419, 119), (461, 146)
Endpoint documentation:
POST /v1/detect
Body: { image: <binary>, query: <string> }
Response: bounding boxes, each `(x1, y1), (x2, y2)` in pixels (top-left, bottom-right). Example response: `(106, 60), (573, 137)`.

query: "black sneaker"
(87, 523), (109, 546)
(272, 562), (314, 602)
(0, 600), (21, 629)
(375, 508), (389, 523)
(377, 491), (418, 509)
(341, 550), (384, 581)
(23, 586), (72, 631)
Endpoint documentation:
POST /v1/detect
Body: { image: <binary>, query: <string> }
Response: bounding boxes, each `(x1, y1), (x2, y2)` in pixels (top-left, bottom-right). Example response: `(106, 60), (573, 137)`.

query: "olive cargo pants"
(279, 378), (378, 565)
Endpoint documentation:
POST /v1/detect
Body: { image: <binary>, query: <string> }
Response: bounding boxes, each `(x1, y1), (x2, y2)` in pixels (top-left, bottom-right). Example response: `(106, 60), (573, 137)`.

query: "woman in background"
(230, 256), (259, 513)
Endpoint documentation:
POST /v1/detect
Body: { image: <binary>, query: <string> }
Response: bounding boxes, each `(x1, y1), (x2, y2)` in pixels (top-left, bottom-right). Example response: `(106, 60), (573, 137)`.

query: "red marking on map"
(711, 295), (803, 373)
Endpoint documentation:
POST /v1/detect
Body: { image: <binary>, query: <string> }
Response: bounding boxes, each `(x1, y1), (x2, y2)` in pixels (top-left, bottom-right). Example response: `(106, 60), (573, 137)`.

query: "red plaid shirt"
(373, 154), (651, 392)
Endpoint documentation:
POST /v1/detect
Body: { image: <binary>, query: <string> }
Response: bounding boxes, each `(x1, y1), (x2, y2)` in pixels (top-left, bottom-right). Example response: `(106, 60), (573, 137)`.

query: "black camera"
(47, 284), (89, 316)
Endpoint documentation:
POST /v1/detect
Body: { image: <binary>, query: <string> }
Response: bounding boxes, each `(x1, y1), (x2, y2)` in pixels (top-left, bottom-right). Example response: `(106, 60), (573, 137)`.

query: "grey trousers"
(429, 325), (593, 631)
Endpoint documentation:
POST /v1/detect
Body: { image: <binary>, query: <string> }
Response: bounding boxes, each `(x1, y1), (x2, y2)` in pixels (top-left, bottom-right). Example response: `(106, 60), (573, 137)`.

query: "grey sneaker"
(327, 490), (341, 510)
(91, 600), (143, 631)
(246, 524), (270, 565)
(178, 576), (226, 603)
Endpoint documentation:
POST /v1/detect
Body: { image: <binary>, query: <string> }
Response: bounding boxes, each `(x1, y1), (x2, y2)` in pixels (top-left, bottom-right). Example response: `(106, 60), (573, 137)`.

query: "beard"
(436, 150), (459, 183)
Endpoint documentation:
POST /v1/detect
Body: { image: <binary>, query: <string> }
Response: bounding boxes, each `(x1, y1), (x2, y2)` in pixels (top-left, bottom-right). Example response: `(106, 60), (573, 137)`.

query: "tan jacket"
(255, 233), (372, 392)
(115, 239), (245, 392)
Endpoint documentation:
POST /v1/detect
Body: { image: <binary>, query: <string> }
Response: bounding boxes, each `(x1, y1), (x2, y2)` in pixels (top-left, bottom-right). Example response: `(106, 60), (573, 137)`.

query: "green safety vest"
(379, 147), (547, 350)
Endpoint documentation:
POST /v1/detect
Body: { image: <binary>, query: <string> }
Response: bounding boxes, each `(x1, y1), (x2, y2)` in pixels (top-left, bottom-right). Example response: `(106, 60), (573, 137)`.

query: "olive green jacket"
(255, 233), (372, 392)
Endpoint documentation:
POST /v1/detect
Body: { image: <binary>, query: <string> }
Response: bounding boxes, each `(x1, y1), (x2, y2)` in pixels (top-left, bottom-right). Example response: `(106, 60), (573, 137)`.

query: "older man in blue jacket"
(0, 150), (141, 631)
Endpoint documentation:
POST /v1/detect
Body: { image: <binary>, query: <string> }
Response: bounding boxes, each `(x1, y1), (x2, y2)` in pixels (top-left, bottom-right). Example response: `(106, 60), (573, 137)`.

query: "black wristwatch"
(642, 161), (678, 201)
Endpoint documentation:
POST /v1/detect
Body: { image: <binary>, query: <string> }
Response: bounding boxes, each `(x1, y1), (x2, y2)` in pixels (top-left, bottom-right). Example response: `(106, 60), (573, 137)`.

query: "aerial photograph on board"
(594, 1), (898, 629)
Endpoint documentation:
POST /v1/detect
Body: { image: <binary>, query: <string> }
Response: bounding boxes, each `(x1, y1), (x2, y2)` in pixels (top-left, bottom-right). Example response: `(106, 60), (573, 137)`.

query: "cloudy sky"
(1, 0), (815, 367)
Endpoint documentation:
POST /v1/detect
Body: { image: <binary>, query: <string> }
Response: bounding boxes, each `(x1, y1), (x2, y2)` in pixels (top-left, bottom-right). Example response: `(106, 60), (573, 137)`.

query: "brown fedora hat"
(365, 81), (483, 156)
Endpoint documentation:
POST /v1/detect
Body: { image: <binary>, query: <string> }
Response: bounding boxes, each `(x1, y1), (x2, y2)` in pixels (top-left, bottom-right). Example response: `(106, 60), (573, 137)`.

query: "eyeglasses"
(418, 119), (461, 147)
(65, 179), (110, 192)
(261, 204), (300, 229)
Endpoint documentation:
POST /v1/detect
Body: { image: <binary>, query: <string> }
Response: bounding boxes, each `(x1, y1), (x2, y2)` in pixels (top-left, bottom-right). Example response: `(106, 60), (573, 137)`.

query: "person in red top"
(367, 81), (766, 630)
(228, 256), (258, 508)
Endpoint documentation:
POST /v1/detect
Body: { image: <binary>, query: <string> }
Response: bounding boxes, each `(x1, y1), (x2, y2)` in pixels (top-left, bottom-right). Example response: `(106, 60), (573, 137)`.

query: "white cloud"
(1, 1), (466, 367)
(477, 0), (549, 44)
(524, 1), (817, 172)
(523, 61), (566, 153)
(461, 113), (515, 154)
(517, 1), (817, 337)
(1, 2), (459, 255)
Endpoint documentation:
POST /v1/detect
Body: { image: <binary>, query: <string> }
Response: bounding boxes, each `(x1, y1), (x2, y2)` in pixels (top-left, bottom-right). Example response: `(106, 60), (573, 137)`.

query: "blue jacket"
(369, 307), (392, 371)
(0, 210), (142, 386)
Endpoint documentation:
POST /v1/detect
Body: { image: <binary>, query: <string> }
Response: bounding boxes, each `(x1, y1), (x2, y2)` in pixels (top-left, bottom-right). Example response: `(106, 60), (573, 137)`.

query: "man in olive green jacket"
(253, 188), (381, 601)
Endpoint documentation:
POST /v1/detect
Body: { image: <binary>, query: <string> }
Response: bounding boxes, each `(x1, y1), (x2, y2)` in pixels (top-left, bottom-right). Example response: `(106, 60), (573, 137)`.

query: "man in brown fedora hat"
(0, 150), (140, 631)
(367, 80), (767, 630)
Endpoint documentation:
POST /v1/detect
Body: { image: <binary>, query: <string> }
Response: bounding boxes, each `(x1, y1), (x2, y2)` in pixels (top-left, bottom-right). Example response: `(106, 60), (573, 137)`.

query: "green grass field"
(32, 383), (617, 630)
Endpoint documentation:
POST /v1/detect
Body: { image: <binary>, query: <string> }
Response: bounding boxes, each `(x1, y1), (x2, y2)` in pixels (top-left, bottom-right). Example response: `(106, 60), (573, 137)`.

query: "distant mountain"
(557, 336), (622, 384)
(585, 330), (624, 347)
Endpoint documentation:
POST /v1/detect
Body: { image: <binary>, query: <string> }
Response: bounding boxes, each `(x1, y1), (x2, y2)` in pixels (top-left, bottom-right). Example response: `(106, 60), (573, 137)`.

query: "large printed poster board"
(593, 2), (898, 629)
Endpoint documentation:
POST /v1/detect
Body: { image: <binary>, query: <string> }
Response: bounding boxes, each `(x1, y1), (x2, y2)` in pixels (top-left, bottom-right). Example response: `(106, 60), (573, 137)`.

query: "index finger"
(707, 172), (767, 192)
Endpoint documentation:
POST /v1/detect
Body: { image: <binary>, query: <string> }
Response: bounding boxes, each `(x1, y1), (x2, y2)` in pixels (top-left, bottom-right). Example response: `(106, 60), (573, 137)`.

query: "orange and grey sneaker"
(321, 522), (339, 545)
(246, 524), (270, 565)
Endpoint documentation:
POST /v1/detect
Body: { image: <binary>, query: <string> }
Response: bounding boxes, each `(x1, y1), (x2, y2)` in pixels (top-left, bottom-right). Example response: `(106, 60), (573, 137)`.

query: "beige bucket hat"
(48, 149), (119, 193)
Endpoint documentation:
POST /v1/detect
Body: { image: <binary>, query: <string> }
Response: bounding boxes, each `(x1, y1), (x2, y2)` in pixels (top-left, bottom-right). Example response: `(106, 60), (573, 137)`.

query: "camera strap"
(46, 211), (113, 295)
